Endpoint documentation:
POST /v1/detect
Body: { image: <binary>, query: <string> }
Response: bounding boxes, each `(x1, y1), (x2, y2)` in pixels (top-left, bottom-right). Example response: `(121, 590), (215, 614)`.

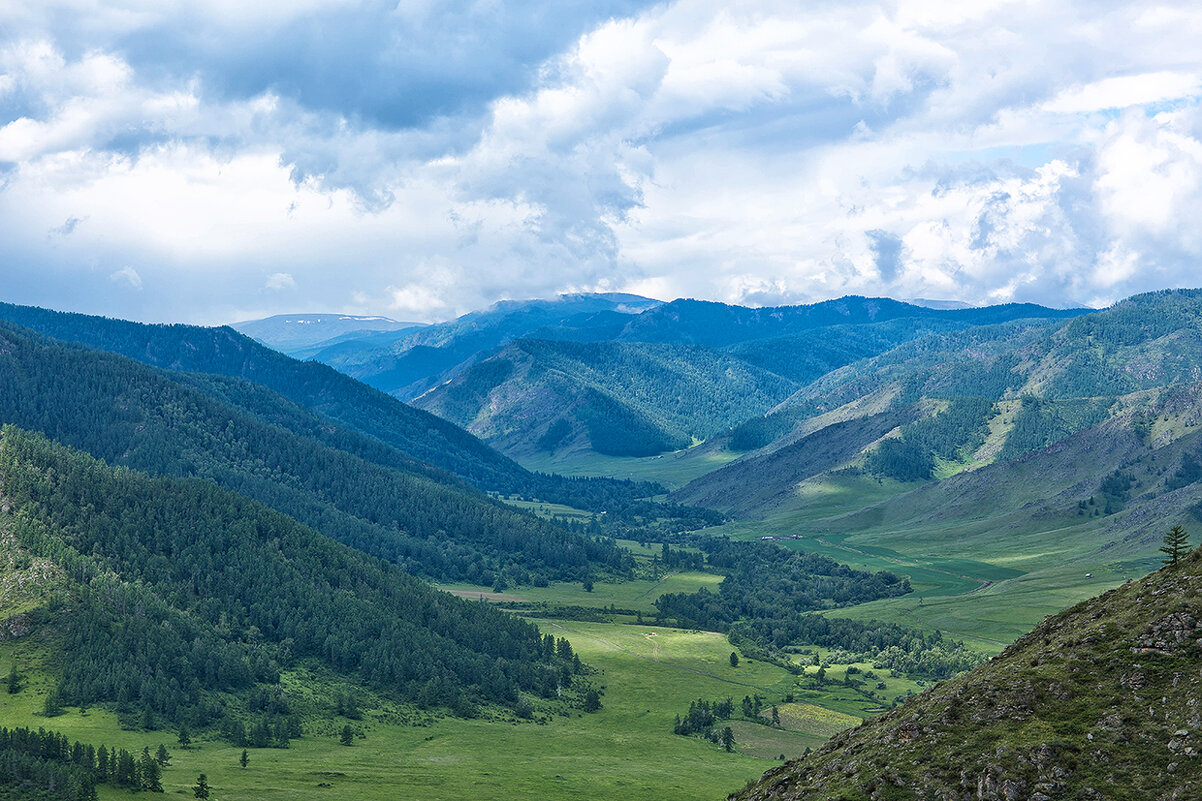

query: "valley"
(4, 291), (1202, 799)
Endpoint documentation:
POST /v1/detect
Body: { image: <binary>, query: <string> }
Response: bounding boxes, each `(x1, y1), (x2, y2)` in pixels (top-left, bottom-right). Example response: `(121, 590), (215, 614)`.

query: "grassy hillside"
(414, 338), (798, 458)
(671, 410), (916, 514)
(734, 546), (1202, 800)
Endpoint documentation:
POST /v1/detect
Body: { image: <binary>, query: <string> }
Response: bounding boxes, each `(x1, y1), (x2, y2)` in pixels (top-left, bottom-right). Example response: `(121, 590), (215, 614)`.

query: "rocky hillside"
(732, 547), (1202, 801)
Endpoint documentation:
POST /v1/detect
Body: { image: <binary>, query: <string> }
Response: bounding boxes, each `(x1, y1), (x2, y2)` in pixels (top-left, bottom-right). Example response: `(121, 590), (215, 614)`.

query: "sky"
(3, 1), (1202, 324)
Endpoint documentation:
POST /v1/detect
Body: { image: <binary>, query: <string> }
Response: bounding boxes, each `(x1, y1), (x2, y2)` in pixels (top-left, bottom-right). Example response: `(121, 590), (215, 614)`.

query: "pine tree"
(1161, 525), (1191, 565)
(729, 652), (739, 668)
(240, 749), (249, 769)
(193, 773), (210, 800)
(340, 725), (354, 746)
(5, 661), (18, 694)
(156, 744), (170, 766)
(177, 725), (192, 750)
(720, 726), (735, 752)
(140, 748), (163, 792)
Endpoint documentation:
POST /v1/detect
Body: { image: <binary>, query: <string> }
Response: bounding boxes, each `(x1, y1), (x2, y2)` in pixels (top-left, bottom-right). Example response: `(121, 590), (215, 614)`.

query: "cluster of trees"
(671, 699), (735, 752)
(657, 543), (706, 571)
(867, 396), (995, 482)
(673, 697), (733, 736)
(0, 726), (172, 799)
(1166, 451), (1202, 491)
(1095, 469), (1137, 515)
(999, 396), (1114, 461)
(0, 425), (585, 731)
(770, 619), (980, 680)
(653, 540), (911, 628)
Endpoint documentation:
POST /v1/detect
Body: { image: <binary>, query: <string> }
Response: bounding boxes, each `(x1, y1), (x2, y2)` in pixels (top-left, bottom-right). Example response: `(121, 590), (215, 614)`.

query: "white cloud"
(4, 1), (1202, 323)
(109, 266), (142, 289)
(265, 272), (296, 290)
(1043, 72), (1202, 114)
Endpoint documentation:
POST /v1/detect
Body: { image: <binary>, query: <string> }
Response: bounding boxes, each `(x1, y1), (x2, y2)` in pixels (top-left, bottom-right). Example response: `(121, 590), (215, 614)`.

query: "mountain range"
(8, 287), (1202, 799)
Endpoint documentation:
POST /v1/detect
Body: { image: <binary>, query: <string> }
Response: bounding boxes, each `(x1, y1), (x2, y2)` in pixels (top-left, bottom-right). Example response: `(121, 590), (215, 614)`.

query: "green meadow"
(1, 619), (853, 801)
(517, 446), (740, 490)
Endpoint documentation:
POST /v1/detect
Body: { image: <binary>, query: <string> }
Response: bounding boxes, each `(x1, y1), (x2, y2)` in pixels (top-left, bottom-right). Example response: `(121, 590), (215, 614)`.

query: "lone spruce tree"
(1161, 525), (1191, 566)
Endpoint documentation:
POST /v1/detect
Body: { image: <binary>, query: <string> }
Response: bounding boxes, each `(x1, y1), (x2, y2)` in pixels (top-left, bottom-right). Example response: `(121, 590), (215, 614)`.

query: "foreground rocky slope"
(733, 547), (1202, 800)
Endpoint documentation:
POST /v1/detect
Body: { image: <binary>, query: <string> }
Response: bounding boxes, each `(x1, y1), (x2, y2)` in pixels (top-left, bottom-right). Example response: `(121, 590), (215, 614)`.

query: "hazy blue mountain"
(609, 296), (1085, 348)
(310, 293), (662, 399)
(232, 312), (426, 355)
(407, 296), (1086, 459)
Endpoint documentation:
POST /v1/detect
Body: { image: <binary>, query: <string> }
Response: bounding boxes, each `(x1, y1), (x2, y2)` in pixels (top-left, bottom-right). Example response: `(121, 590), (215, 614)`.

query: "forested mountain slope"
(0, 301), (665, 515)
(0, 321), (632, 585)
(0, 426), (581, 731)
(413, 338), (798, 457)
(733, 547), (1202, 800)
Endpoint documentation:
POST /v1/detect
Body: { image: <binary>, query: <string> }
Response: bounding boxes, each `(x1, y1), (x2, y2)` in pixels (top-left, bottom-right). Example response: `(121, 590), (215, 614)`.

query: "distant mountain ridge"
(406, 296), (1085, 459)
(232, 313), (426, 354)
(308, 293), (663, 399)
(413, 338), (800, 457)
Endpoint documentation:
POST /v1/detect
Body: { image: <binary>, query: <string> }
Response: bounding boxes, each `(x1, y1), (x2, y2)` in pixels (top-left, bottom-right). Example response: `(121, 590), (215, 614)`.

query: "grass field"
(0, 619), (848, 801)
(517, 446), (740, 490)
(440, 570), (722, 612)
(493, 496), (597, 521)
(686, 470), (1156, 650)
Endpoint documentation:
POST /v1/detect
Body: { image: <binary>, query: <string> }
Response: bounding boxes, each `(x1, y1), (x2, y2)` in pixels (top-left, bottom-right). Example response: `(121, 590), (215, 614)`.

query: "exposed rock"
(0, 612), (31, 640)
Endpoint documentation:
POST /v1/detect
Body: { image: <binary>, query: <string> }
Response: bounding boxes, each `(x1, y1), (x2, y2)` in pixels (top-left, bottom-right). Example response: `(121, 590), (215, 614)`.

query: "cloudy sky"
(2, 1), (1201, 324)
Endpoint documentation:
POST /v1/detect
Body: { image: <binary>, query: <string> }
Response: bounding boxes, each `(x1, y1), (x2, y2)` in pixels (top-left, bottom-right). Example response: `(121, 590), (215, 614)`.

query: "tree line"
(0, 725), (176, 799)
